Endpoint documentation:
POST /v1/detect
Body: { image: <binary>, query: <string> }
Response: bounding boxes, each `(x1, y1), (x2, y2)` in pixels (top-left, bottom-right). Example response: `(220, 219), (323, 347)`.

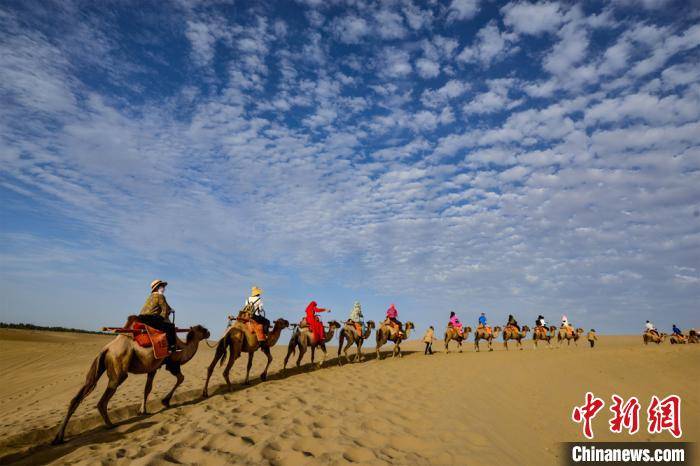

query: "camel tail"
(217, 337), (229, 367)
(288, 334), (298, 356)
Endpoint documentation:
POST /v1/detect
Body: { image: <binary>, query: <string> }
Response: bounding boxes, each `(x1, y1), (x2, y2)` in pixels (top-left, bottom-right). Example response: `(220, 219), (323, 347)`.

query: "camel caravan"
(50, 280), (696, 444)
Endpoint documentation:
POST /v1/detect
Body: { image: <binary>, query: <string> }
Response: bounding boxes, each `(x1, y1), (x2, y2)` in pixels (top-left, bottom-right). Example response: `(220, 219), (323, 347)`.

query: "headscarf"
(305, 301), (318, 315)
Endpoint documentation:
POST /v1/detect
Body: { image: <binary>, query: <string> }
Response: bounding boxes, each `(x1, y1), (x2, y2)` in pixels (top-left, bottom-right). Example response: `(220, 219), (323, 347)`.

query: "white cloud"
(332, 15), (370, 44)
(446, 0), (480, 22)
(457, 21), (514, 66)
(375, 9), (408, 39)
(421, 79), (470, 107)
(501, 1), (564, 35)
(463, 79), (523, 114)
(380, 47), (412, 77)
(416, 57), (440, 78)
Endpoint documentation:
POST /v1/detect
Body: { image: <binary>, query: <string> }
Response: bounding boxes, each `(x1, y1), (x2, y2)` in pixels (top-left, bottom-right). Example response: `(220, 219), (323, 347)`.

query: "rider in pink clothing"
(385, 304), (403, 334)
(449, 311), (464, 335)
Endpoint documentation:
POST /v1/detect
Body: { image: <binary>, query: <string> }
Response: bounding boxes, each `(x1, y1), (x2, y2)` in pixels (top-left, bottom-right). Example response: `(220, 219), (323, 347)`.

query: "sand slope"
(0, 329), (698, 465)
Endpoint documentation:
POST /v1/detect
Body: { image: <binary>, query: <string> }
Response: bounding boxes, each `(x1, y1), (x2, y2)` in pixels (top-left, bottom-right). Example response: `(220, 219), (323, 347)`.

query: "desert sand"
(0, 328), (697, 465)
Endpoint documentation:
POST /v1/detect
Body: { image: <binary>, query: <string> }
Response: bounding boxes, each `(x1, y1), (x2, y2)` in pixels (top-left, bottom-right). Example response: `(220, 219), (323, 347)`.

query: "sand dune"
(0, 328), (697, 465)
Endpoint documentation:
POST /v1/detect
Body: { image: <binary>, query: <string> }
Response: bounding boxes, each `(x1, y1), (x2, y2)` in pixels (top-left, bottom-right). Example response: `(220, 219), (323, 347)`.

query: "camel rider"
(348, 301), (364, 335)
(449, 311), (464, 335)
(385, 304), (403, 336)
(562, 314), (572, 330)
(507, 314), (519, 331)
(645, 320), (659, 337)
(138, 279), (179, 353)
(536, 315), (547, 334)
(246, 286), (270, 337)
(478, 312), (487, 328)
(672, 324), (684, 340)
(305, 301), (329, 344)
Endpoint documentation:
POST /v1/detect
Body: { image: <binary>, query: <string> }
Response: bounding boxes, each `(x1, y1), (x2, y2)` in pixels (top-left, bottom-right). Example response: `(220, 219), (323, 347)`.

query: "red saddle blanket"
(246, 321), (265, 341)
(131, 322), (169, 359)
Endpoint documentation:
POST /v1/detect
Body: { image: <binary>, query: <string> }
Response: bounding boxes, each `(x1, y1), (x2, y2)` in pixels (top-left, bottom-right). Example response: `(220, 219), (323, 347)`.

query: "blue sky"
(1, 0), (699, 337)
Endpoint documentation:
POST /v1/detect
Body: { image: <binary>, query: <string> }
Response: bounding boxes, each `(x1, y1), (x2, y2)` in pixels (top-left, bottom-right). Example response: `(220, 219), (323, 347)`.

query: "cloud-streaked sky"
(1, 0), (699, 337)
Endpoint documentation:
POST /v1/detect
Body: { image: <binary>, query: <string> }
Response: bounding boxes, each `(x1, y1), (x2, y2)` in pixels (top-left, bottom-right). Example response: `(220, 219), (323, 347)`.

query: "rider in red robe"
(305, 301), (329, 343)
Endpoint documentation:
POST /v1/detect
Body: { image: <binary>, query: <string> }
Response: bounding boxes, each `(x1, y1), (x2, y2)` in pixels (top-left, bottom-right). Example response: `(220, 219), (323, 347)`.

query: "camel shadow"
(1, 349), (417, 465)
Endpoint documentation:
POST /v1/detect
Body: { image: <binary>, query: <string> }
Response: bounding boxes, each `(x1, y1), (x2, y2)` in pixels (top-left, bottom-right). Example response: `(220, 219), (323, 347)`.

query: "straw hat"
(150, 279), (168, 292)
(251, 286), (262, 296)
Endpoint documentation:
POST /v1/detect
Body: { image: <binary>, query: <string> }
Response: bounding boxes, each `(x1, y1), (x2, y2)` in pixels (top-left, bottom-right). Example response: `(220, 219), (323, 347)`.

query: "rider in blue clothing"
(672, 324), (683, 336)
(478, 313), (487, 327)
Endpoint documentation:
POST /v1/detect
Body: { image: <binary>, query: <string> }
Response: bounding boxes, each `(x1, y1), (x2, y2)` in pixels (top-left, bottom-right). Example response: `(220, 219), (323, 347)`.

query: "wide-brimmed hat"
(150, 279), (168, 292)
(251, 286), (262, 296)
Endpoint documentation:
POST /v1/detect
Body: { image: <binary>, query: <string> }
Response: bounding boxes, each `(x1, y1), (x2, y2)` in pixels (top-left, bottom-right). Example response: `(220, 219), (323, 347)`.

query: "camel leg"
(222, 349), (237, 391)
(474, 338), (479, 352)
(296, 340), (307, 368)
(244, 351), (254, 385)
(283, 338), (295, 370)
(318, 344), (327, 368)
(203, 337), (228, 398)
(97, 372), (127, 429)
(203, 358), (216, 398)
(356, 340), (363, 362)
(504, 340), (509, 350)
(162, 364), (183, 408)
(338, 338), (353, 366)
(459, 341), (463, 353)
(52, 350), (107, 444)
(260, 347), (272, 381)
(139, 371), (156, 414)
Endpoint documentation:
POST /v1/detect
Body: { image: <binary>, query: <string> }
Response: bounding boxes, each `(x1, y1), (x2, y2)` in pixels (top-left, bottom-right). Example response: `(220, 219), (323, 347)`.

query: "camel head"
(576, 328), (584, 335)
(405, 321), (415, 331)
(493, 326), (502, 335)
(187, 325), (211, 342)
(273, 318), (290, 330)
(548, 325), (557, 332)
(366, 320), (376, 330)
(464, 326), (472, 333)
(521, 325), (530, 333)
(327, 320), (341, 331)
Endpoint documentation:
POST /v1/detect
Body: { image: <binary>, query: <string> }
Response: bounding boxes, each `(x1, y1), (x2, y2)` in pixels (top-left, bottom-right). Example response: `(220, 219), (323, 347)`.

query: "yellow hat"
(150, 279), (167, 292)
(251, 286), (262, 296)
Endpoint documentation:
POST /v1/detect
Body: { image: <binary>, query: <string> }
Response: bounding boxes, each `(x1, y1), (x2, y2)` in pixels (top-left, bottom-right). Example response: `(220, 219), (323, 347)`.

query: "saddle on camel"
(228, 300), (267, 343)
(103, 280), (189, 358)
(477, 312), (492, 335)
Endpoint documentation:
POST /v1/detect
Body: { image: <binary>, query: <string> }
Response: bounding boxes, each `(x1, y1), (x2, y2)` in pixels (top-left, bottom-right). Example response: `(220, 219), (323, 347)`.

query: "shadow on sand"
(0, 348), (417, 465)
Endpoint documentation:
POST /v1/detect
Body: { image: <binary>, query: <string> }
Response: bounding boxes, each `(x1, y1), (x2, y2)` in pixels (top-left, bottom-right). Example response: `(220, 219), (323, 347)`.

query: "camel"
(337, 320), (376, 364)
(473, 326), (501, 352)
(375, 321), (414, 359)
(533, 325), (557, 348)
(503, 325), (530, 350)
(557, 327), (584, 346)
(669, 334), (687, 344)
(52, 321), (210, 444)
(642, 330), (666, 345)
(283, 320), (341, 369)
(444, 325), (473, 353)
(202, 318), (289, 397)
(688, 330), (699, 344)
